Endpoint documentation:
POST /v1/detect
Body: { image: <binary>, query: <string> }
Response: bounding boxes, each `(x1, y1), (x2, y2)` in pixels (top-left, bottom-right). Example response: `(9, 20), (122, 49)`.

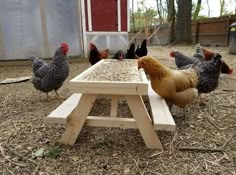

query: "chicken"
(125, 43), (136, 59)
(112, 50), (125, 60)
(180, 53), (222, 102)
(31, 43), (69, 100)
(221, 61), (233, 74)
(89, 43), (109, 65)
(170, 44), (204, 69)
(195, 53), (222, 95)
(202, 48), (233, 74)
(99, 48), (109, 59)
(171, 44), (233, 75)
(138, 56), (198, 107)
(202, 48), (215, 60)
(170, 51), (195, 68)
(135, 39), (148, 57)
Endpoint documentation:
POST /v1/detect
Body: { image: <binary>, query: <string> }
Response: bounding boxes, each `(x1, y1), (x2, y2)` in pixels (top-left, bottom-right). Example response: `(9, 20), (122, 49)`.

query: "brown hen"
(138, 56), (198, 107)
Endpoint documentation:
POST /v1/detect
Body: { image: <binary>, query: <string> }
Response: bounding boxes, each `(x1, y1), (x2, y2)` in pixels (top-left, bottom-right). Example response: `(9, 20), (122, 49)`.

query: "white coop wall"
(86, 32), (129, 55)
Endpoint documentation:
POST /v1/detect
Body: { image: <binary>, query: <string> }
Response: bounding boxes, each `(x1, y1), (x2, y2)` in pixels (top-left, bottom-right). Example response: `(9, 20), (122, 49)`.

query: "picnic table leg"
(110, 95), (118, 117)
(60, 94), (97, 145)
(126, 95), (163, 150)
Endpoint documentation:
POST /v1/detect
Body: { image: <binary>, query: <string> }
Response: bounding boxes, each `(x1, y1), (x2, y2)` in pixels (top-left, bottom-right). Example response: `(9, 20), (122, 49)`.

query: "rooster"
(138, 56), (198, 107)
(89, 43), (109, 65)
(31, 43), (69, 100)
(135, 39), (148, 57)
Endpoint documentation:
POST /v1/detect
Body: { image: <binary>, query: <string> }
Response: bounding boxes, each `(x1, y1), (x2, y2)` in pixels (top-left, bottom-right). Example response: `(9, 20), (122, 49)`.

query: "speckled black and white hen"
(31, 43), (69, 100)
(196, 53), (222, 94)
(180, 53), (222, 103)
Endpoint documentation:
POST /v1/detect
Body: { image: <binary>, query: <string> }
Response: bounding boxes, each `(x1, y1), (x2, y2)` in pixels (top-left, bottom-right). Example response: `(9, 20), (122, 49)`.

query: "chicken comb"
(61, 42), (69, 48)
(169, 51), (175, 57)
(90, 42), (96, 49)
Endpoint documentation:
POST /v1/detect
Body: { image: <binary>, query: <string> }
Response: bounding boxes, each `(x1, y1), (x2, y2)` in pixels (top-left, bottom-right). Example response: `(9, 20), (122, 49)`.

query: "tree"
(193, 0), (202, 20)
(156, 0), (163, 23)
(167, 0), (175, 42)
(175, 0), (192, 44)
(206, 0), (210, 17)
(219, 0), (225, 16)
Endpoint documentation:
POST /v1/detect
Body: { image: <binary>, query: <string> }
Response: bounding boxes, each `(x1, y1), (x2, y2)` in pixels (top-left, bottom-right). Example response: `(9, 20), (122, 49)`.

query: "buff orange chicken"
(138, 56), (198, 107)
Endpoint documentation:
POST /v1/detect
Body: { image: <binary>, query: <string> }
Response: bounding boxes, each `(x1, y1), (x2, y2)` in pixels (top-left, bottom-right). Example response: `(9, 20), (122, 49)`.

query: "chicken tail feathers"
(193, 44), (205, 61)
(30, 56), (38, 61)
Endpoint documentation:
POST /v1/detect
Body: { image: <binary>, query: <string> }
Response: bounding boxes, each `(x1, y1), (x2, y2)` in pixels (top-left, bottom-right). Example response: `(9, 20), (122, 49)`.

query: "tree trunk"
(156, 0), (163, 23)
(175, 0), (192, 44)
(219, 0), (225, 16)
(206, 0), (210, 17)
(167, 0), (175, 43)
(193, 0), (202, 20)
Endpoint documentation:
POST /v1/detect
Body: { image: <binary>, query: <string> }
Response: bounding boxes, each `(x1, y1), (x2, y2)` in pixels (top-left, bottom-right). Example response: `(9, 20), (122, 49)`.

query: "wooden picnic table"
(47, 59), (175, 150)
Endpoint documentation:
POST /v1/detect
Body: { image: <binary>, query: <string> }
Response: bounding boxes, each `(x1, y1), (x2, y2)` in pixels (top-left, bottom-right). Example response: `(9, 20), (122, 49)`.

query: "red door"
(90, 0), (117, 31)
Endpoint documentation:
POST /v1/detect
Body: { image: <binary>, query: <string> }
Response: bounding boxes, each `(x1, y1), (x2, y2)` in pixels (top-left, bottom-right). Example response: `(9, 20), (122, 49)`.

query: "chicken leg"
(54, 90), (65, 100)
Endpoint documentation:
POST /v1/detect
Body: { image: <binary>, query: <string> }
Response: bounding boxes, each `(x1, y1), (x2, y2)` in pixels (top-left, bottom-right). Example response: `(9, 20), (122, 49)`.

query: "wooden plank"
(110, 95), (118, 117)
(70, 82), (148, 95)
(0, 76), (31, 84)
(148, 85), (176, 132)
(85, 116), (136, 128)
(147, 26), (160, 40)
(126, 95), (163, 150)
(60, 94), (97, 145)
(47, 94), (82, 125)
(195, 22), (199, 44)
(139, 68), (148, 82)
(39, 0), (50, 58)
(129, 28), (144, 44)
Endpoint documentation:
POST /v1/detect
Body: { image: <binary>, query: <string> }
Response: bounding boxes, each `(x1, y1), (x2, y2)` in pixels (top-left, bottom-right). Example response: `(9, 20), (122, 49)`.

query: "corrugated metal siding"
(0, 0), (83, 60)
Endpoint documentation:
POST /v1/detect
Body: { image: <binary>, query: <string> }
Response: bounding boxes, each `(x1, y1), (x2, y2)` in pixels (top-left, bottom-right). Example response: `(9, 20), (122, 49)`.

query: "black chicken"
(89, 43), (100, 65)
(125, 43), (136, 59)
(135, 39), (147, 57)
(31, 43), (69, 100)
(112, 50), (125, 60)
(89, 43), (109, 65)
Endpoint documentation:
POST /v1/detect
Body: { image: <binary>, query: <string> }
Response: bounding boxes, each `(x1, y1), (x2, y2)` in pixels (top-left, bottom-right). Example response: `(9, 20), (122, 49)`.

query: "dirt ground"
(0, 45), (236, 175)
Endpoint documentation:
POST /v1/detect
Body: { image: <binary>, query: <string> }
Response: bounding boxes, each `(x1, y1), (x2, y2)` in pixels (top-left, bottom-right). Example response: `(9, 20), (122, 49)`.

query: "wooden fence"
(129, 15), (236, 46)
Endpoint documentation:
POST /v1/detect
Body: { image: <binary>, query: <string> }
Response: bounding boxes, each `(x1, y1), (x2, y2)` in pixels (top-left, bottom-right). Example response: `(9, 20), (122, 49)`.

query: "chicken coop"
(0, 0), (129, 61)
